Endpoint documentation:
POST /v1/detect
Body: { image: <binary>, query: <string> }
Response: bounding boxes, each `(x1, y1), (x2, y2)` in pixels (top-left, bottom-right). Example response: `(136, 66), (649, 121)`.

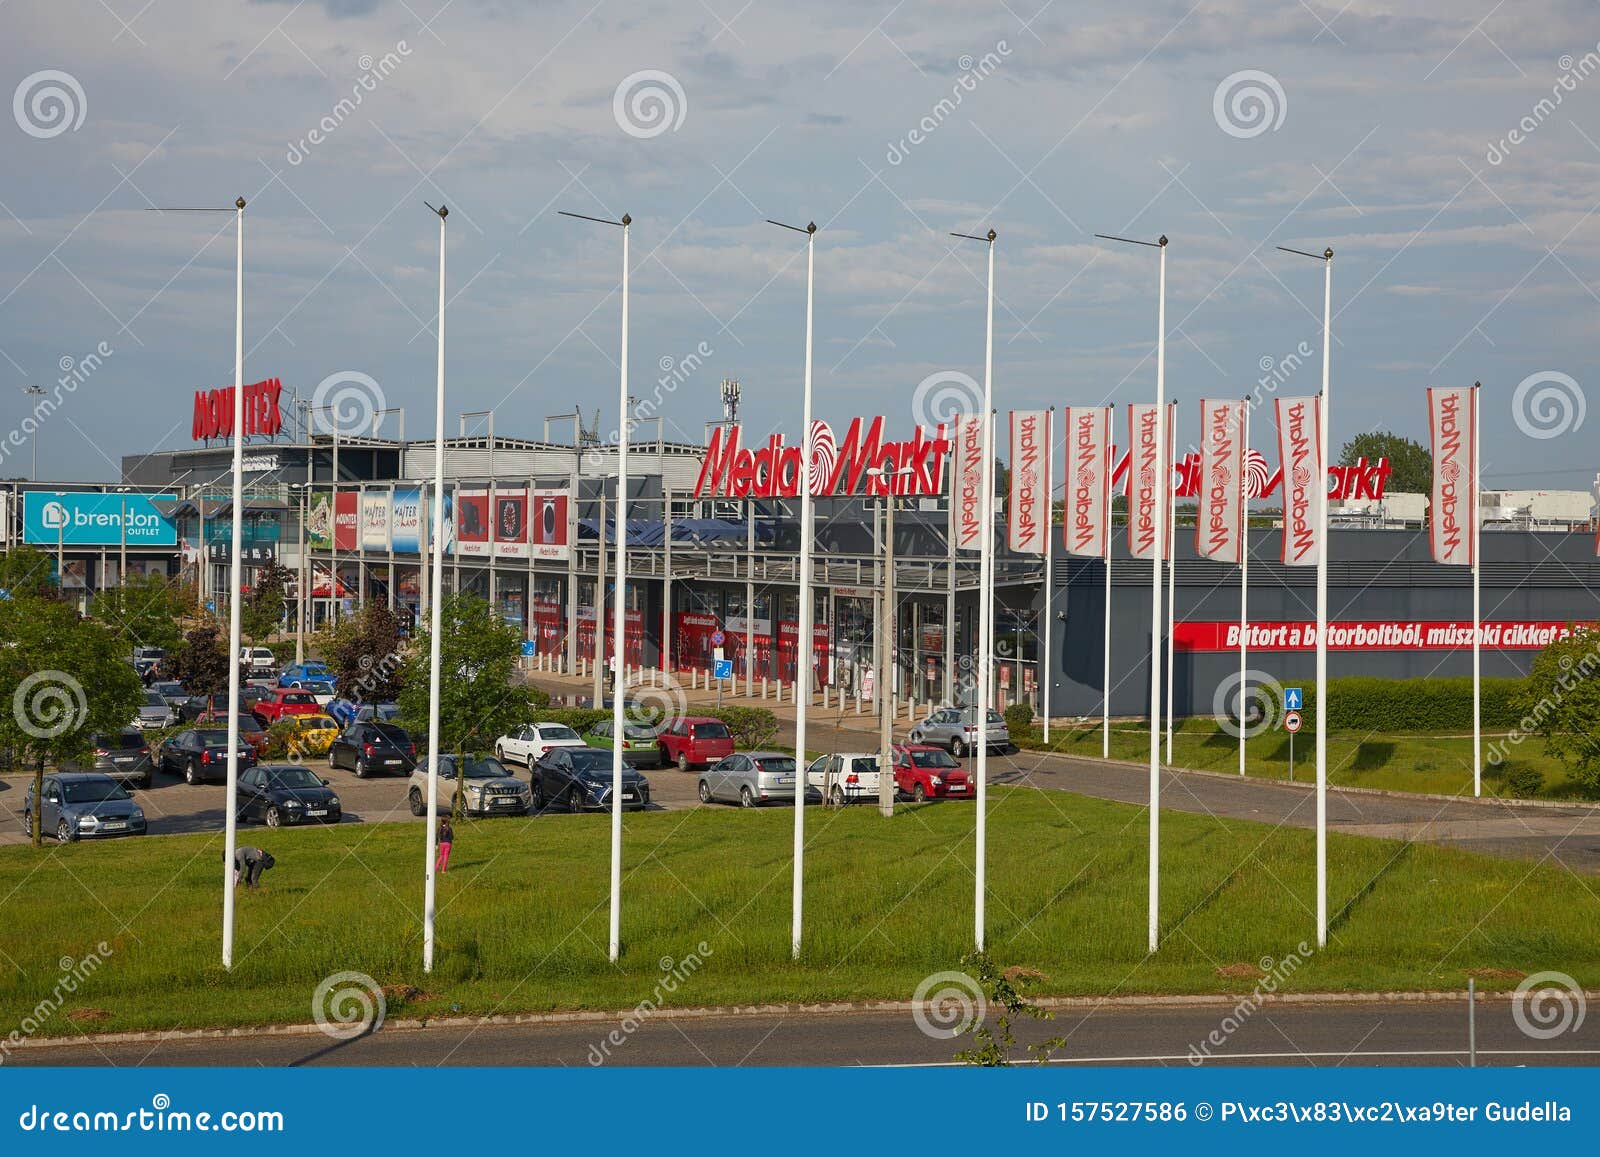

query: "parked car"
(326, 698), (401, 727)
(890, 743), (973, 802)
(279, 662), (336, 691)
(283, 714), (340, 758)
(61, 729), (153, 789)
(239, 646), (277, 675)
(148, 680), (189, 711)
(23, 772), (147, 842)
(133, 688), (174, 731)
(155, 728), (257, 784)
(804, 752), (882, 805)
(252, 687), (325, 725)
(655, 716), (734, 771)
(531, 746), (651, 813)
(582, 718), (662, 767)
(131, 646), (165, 685)
(237, 764), (341, 828)
(329, 722), (416, 777)
(407, 754), (530, 817)
(195, 711), (269, 757)
(298, 679), (337, 706)
(494, 722), (586, 766)
(177, 687), (270, 723)
(698, 751), (818, 808)
(908, 707), (1011, 757)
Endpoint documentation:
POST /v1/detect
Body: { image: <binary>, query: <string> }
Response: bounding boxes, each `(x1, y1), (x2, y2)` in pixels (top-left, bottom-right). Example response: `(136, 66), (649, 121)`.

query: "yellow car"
(286, 714), (340, 757)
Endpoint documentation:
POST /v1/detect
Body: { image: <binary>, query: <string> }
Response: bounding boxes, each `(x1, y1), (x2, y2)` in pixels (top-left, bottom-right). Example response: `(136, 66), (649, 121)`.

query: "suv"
(655, 717), (734, 771)
(804, 752), (882, 806)
(63, 729), (154, 789)
(890, 743), (973, 802)
(407, 754), (529, 817)
(134, 688), (174, 730)
(909, 707), (1011, 757)
(239, 647), (277, 675)
(329, 722), (416, 777)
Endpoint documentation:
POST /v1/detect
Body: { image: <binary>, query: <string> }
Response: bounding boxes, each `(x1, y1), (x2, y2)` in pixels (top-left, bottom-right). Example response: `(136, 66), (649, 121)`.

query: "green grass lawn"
(1, 787), (1597, 1037)
(1016, 718), (1590, 799)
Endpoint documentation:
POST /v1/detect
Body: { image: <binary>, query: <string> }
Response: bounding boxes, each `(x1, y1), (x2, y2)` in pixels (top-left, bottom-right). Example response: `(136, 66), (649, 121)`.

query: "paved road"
(9, 1000), (1598, 1067)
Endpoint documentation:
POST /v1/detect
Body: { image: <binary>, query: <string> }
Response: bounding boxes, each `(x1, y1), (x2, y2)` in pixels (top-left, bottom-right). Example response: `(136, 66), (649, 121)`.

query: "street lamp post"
(423, 203), (449, 972)
(19, 386), (44, 481)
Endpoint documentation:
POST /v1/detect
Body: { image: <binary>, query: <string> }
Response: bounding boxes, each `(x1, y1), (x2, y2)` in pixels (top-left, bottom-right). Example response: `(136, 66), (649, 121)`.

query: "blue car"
(327, 698), (401, 727)
(279, 662), (336, 691)
(23, 772), (147, 842)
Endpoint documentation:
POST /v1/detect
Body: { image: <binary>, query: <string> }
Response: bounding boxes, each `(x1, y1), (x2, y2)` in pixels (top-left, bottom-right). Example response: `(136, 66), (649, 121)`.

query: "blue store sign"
(22, 492), (178, 547)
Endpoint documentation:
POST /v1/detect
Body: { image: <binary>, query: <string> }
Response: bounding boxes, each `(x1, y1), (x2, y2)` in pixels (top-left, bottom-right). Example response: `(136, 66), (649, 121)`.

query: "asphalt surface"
(8, 1001), (1599, 1067)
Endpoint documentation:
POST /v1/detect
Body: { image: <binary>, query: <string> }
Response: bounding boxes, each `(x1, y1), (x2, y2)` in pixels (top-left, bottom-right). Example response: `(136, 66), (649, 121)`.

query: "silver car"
(699, 751), (818, 808)
(908, 707), (1010, 758)
(135, 688), (174, 730)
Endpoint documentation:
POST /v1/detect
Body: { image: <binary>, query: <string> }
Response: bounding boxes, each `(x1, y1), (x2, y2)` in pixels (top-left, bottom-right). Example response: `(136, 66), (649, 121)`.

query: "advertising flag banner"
(1006, 409), (1050, 555)
(493, 488), (530, 559)
(1428, 386), (1476, 566)
(952, 413), (985, 553)
(530, 489), (571, 561)
(1197, 399), (1247, 563)
(360, 492), (391, 552)
(1127, 403), (1174, 561)
(333, 492), (359, 553)
(1064, 406), (1112, 558)
(1274, 396), (1323, 567)
(456, 487), (490, 556)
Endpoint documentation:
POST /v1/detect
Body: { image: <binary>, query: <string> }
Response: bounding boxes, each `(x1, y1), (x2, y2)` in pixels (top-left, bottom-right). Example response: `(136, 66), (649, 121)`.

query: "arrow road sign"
(1283, 687), (1303, 711)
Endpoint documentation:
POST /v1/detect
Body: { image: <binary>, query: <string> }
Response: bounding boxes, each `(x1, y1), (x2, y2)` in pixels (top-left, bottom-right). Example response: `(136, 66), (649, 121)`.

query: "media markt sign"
(23, 492), (178, 547)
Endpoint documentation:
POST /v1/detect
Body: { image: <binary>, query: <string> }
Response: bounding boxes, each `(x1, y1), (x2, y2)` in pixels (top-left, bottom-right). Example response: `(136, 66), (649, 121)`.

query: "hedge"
(532, 705), (780, 751)
(1261, 676), (1525, 733)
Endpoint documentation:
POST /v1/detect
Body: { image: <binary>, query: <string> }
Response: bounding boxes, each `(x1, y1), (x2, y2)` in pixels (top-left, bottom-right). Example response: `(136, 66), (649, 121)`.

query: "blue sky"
(2, 0), (1598, 487)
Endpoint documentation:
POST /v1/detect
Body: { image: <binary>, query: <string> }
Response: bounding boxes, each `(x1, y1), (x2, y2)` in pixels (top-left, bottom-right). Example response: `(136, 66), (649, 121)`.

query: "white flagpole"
(1472, 380), (1481, 797)
(1103, 406), (1112, 759)
(1165, 415), (1175, 766)
(609, 214), (631, 963)
(1239, 398), (1250, 777)
(792, 222), (816, 958)
(1150, 237), (1167, 953)
(222, 196), (245, 970)
(423, 203), (447, 973)
(1042, 410), (1053, 744)
(1316, 249), (1332, 948)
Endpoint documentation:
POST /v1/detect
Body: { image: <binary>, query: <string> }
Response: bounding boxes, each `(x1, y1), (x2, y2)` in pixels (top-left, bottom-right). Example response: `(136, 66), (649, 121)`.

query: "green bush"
(1004, 702), (1034, 732)
(1282, 676), (1526, 734)
(261, 719), (299, 760)
(706, 705), (779, 750)
(1499, 764), (1546, 799)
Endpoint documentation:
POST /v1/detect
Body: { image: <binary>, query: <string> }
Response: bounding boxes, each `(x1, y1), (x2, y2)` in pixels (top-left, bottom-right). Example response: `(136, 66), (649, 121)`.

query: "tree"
(0, 596), (145, 845)
(397, 594), (524, 816)
(323, 601), (405, 703)
(90, 571), (190, 654)
(0, 545), (62, 601)
(1340, 431), (1431, 494)
(170, 623), (231, 698)
(241, 559), (292, 645)
(1518, 628), (1600, 795)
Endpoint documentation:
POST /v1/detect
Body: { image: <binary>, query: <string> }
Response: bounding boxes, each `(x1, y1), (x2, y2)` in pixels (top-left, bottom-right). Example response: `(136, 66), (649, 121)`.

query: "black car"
(156, 728), (257, 784)
(61, 730), (155, 788)
(532, 746), (651, 814)
(328, 722), (416, 777)
(178, 687), (271, 723)
(237, 764), (342, 828)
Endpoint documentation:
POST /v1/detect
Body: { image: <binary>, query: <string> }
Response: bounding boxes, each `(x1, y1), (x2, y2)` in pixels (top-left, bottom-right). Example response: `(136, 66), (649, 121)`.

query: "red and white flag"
(1196, 399), (1247, 563)
(1127, 402), (1174, 561)
(1063, 406), (1112, 558)
(1007, 409), (1050, 555)
(952, 413), (986, 554)
(1427, 386), (1476, 566)
(1274, 396), (1323, 567)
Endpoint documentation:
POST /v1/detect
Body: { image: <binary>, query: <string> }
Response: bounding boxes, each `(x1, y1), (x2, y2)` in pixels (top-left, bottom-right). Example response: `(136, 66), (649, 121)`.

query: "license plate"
(622, 792), (636, 801)
(113, 756), (133, 764)
(384, 758), (401, 766)
(776, 776), (794, 784)
(307, 809), (328, 817)
(102, 821), (127, 830)
(948, 784), (968, 792)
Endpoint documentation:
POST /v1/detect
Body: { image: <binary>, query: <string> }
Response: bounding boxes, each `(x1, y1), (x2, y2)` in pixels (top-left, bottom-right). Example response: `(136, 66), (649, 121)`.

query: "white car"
(494, 722), (587, 767)
(239, 647), (277, 676)
(804, 752), (882, 806)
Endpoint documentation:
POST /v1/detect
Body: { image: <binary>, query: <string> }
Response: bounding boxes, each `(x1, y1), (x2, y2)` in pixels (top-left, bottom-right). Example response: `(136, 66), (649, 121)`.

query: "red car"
(655, 716), (734, 771)
(197, 710), (270, 757)
(891, 743), (974, 802)
(252, 688), (325, 726)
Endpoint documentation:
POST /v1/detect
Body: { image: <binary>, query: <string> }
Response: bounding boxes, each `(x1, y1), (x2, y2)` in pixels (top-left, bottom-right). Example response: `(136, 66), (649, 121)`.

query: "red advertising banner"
(1063, 405), (1112, 559)
(530, 599), (565, 656)
(575, 607), (644, 667)
(1006, 409), (1050, 555)
(493, 489), (529, 559)
(777, 620), (831, 685)
(1428, 386), (1476, 566)
(674, 612), (722, 671)
(1173, 619), (1591, 652)
(1274, 396), (1322, 567)
(530, 489), (571, 561)
(1196, 398), (1246, 564)
(333, 491), (359, 552)
(1127, 401), (1174, 561)
(456, 487), (490, 556)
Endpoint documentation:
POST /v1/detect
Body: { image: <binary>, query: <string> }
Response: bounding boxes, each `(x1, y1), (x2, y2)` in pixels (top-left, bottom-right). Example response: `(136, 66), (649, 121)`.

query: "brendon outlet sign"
(692, 416), (952, 499)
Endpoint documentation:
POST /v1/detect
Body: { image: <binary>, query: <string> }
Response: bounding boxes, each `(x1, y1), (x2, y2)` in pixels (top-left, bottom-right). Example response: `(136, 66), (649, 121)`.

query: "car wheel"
(327, 750), (337, 769)
(265, 806), (281, 828)
(354, 759), (368, 780)
(56, 819), (73, 843)
(495, 744), (505, 762)
(913, 783), (927, 803)
(21, 810), (30, 834)
(739, 785), (755, 808)
(185, 759), (199, 785)
(566, 787), (584, 814)
(697, 779), (712, 804)
(532, 780), (546, 811)
(951, 738), (967, 759)
(677, 752), (690, 773)
(831, 786), (846, 807)
(408, 788), (425, 817)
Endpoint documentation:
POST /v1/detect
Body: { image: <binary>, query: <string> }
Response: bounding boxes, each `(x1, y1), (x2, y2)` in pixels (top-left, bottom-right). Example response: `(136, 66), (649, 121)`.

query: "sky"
(1, 0), (1598, 488)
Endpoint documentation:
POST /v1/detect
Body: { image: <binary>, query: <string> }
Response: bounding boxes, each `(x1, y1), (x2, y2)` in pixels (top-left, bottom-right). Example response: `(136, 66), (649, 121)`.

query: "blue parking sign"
(713, 659), (733, 681)
(1283, 687), (1303, 710)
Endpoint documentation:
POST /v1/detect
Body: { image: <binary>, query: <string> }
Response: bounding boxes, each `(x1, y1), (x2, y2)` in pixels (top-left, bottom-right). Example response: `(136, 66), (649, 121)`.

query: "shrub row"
(1264, 676), (1526, 733)
(533, 704), (781, 751)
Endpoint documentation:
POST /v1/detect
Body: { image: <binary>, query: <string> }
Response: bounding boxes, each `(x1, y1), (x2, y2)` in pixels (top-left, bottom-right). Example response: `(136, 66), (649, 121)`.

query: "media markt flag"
(1427, 385), (1476, 566)
(1196, 399), (1246, 564)
(1006, 409), (1050, 555)
(1274, 396), (1323, 566)
(952, 412), (986, 553)
(1063, 406), (1112, 558)
(1126, 402), (1174, 561)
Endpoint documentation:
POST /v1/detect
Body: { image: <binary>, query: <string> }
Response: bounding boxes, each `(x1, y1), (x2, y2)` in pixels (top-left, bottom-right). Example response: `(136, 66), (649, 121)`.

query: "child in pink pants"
(435, 816), (453, 872)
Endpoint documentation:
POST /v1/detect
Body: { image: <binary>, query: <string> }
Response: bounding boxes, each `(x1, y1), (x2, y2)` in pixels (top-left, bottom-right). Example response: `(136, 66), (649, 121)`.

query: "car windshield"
(910, 749), (959, 769)
(302, 665), (331, 676)
(195, 730), (231, 745)
(692, 722), (730, 739)
(569, 749), (615, 773)
(373, 724), (410, 745)
(455, 757), (509, 779)
(234, 716), (261, 732)
(61, 779), (130, 803)
(268, 768), (323, 789)
(297, 716), (335, 732)
(753, 757), (797, 774)
(303, 681), (334, 694)
(623, 724), (657, 740)
(540, 725), (580, 741)
(94, 731), (144, 750)
(143, 691), (166, 707)
(282, 693), (316, 705)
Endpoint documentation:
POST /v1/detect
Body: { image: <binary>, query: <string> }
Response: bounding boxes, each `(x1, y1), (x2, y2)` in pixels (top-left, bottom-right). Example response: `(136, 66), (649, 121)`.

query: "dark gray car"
(23, 772), (147, 842)
(61, 729), (154, 788)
